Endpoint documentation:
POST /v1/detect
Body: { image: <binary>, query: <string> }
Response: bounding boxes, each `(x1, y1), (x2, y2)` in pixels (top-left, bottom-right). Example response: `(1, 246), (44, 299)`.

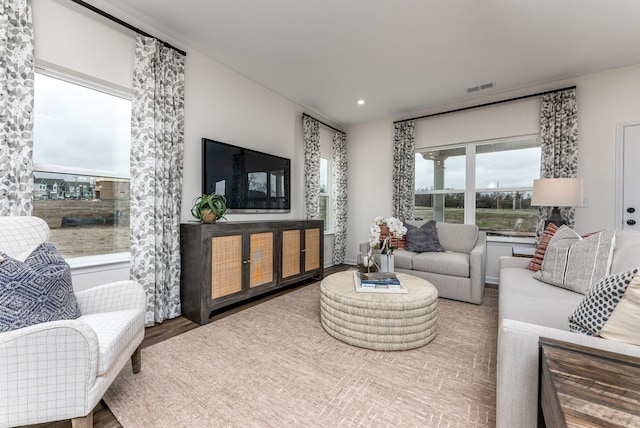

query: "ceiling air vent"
(466, 82), (494, 94)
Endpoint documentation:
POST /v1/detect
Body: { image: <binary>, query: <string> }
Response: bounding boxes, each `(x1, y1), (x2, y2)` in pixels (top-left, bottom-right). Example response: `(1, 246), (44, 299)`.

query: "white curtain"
(536, 88), (578, 240)
(130, 35), (186, 325)
(332, 131), (347, 264)
(392, 121), (415, 219)
(0, 0), (34, 216)
(303, 115), (320, 219)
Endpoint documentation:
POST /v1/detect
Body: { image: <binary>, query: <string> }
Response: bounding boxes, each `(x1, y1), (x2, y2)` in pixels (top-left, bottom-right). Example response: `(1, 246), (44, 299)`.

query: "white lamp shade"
(531, 178), (583, 207)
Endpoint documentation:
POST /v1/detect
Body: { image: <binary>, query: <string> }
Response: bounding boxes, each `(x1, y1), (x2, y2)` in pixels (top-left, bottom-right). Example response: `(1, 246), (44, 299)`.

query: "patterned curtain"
(332, 131), (348, 264)
(0, 0), (34, 216)
(130, 35), (185, 326)
(392, 121), (416, 219)
(303, 115), (320, 219)
(536, 88), (579, 240)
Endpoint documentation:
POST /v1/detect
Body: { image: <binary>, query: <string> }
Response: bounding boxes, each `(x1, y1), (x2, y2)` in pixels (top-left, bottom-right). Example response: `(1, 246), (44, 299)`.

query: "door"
(616, 121), (640, 231)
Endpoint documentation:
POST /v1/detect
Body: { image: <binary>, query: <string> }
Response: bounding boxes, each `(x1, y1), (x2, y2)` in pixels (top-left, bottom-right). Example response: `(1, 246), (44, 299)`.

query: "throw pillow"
(379, 224), (407, 251)
(405, 220), (444, 253)
(533, 226), (615, 294)
(569, 268), (640, 346)
(0, 242), (81, 333)
(527, 222), (559, 271)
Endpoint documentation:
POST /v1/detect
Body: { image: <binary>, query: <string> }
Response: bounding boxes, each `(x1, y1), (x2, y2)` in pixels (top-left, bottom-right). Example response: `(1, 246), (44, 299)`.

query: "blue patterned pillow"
(0, 242), (81, 333)
(568, 268), (638, 336)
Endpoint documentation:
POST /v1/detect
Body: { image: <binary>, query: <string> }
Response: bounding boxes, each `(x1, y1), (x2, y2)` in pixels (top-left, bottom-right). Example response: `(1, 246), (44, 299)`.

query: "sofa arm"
(76, 280), (146, 315)
(0, 320), (99, 426)
(499, 255), (531, 270)
(468, 231), (487, 304)
(496, 319), (640, 428)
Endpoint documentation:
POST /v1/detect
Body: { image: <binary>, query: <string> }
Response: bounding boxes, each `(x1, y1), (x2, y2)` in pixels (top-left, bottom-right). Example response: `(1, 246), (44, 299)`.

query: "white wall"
(32, 0), (338, 288)
(345, 65), (640, 277)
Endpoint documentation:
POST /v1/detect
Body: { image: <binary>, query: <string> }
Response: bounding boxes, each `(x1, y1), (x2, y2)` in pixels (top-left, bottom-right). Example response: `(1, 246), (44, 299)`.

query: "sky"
(33, 73), (131, 178)
(415, 147), (541, 191)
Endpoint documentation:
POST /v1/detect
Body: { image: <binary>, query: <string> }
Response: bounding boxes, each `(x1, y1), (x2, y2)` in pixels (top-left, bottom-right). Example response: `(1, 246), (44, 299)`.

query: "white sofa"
(496, 229), (640, 428)
(0, 216), (146, 428)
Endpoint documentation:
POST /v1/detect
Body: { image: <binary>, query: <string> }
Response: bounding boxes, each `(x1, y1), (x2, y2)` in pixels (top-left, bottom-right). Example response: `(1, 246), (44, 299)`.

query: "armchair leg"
(132, 345), (142, 373)
(71, 410), (93, 428)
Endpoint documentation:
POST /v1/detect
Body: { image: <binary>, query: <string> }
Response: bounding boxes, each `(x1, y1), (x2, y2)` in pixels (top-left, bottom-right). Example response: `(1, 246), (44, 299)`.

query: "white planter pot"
(376, 253), (395, 273)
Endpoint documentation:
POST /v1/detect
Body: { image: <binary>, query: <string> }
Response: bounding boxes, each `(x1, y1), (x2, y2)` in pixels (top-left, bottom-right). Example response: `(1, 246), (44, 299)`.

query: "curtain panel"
(130, 35), (185, 326)
(536, 88), (579, 240)
(0, 0), (34, 216)
(392, 121), (416, 219)
(303, 115), (320, 220)
(332, 131), (348, 264)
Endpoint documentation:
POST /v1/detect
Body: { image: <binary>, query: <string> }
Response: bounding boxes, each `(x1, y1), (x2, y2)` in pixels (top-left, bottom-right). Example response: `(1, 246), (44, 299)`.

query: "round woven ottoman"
(320, 271), (438, 351)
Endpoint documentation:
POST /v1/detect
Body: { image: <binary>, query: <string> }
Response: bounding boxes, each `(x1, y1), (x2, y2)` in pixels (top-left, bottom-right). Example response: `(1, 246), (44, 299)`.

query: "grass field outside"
(415, 206), (537, 235)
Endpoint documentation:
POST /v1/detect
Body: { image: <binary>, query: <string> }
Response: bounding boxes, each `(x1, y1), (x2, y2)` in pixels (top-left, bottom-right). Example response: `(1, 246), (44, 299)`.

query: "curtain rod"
(302, 113), (344, 134)
(69, 0), (187, 57)
(393, 85), (576, 125)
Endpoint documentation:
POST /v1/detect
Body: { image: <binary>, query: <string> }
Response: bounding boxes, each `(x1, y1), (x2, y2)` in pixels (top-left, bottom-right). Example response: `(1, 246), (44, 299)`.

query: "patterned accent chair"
(0, 216), (146, 428)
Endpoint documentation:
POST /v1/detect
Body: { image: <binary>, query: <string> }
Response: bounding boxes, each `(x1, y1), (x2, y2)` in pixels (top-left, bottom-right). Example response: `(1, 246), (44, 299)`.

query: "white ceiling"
(101, 0), (640, 126)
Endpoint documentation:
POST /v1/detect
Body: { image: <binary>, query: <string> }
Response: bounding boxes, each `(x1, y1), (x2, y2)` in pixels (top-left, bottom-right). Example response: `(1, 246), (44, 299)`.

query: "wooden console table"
(538, 337), (640, 428)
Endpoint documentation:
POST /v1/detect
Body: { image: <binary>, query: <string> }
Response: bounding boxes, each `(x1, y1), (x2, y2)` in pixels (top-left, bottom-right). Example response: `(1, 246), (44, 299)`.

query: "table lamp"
(531, 177), (583, 227)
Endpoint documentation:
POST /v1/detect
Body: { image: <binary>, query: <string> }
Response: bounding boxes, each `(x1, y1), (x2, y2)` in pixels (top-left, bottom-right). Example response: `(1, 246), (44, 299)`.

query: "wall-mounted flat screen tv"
(202, 138), (291, 213)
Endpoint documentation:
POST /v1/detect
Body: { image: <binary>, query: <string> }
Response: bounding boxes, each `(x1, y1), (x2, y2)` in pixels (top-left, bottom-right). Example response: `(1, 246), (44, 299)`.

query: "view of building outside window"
(33, 72), (131, 258)
(415, 136), (541, 236)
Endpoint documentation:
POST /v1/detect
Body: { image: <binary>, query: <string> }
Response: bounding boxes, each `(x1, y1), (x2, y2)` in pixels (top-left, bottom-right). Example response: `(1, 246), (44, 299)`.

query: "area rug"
(104, 283), (498, 427)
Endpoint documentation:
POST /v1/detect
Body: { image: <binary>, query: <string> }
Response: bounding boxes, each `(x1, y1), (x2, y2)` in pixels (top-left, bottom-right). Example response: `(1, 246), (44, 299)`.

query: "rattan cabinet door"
(304, 227), (321, 272)
(211, 234), (243, 298)
(249, 231), (274, 288)
(281, 229), (301, 278)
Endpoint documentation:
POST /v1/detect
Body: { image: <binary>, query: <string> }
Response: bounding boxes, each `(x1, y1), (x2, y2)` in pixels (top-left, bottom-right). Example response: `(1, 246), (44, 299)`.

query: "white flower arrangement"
(369, 216), (408, 254)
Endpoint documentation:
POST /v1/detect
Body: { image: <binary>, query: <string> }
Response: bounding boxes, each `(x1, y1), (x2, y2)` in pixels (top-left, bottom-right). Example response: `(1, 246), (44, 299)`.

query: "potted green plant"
(191, 193), (228, 224)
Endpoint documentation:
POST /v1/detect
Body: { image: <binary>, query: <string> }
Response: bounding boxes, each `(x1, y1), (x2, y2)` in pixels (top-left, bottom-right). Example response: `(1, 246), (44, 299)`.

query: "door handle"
(627, 219), (636, 226)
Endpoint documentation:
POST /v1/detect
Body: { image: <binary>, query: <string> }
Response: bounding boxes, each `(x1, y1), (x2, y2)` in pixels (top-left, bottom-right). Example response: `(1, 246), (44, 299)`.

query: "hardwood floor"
(24, 265), (349, 428)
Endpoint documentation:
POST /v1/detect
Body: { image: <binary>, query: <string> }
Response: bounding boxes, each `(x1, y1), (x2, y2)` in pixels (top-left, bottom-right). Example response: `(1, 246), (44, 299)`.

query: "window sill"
(67, 252), (130, 274)
(486, 235), (535, 245)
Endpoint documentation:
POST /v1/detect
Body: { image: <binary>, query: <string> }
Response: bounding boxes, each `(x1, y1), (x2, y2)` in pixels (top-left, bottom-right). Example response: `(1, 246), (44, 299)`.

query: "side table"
(512, 246), (535, 258)
(538, 337), (640, 428)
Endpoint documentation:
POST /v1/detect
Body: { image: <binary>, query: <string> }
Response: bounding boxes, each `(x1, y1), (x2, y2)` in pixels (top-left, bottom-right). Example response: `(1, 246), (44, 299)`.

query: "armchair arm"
(76, 280), (146, 315)
(469, 231), (487, 304)
(0, 320), (99, 426)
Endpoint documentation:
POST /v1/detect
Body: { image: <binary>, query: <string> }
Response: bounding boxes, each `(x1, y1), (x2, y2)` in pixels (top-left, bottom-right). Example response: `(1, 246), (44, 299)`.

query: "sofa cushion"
(393, 250), (415, 270)
(412, 251), (469, 278)
(569, 268), (640, 346)
(436, 222), (479, 253)
(527, 223), (559, 271)
(610, 229), (640, 274)
(81, 309), (143, 376)
(533, 226), (615, 294)
(405, 220), (444, 253)
(499, 267), (584, 330)
(0, 243), (81, 333)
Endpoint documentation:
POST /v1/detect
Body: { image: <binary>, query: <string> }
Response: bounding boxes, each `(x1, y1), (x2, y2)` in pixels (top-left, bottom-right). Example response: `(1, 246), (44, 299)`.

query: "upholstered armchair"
(0, 216), (146, 428)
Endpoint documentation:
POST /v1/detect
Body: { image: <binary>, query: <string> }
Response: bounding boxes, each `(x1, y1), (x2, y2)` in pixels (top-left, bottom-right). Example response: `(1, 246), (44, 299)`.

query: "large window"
(415, 136), (540, 236)
(319, 154), (333, 232)
(33, 71), (132, 258)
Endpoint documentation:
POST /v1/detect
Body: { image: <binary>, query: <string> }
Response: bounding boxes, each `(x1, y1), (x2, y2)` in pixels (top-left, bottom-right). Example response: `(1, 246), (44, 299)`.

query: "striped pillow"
(527, 223), (559, 271)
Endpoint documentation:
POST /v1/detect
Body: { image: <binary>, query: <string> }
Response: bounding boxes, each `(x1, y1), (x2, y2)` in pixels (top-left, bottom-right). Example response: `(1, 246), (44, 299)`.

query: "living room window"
(32, 70), (132, 258)
(319, 154), (333, 233)
(415, 135), (540, 236)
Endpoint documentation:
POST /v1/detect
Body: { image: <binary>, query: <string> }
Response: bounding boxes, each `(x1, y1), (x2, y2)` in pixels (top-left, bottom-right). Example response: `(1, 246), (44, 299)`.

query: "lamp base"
(545, 207), (567, 229)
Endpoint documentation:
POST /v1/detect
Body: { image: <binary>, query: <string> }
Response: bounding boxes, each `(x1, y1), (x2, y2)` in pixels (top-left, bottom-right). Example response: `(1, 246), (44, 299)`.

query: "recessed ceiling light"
(357, 99), (365, 105)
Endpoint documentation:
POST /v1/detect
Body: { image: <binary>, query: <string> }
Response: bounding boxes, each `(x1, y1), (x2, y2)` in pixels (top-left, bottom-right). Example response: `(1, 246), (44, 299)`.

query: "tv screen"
(202, 138), (291, 213)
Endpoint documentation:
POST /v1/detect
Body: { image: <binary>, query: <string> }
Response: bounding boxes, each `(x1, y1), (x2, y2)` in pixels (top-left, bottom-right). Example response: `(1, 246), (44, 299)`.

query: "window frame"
(319, 153), (334, 234)
(33, 63), (133, 260)
(415, 134), (541, 235)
